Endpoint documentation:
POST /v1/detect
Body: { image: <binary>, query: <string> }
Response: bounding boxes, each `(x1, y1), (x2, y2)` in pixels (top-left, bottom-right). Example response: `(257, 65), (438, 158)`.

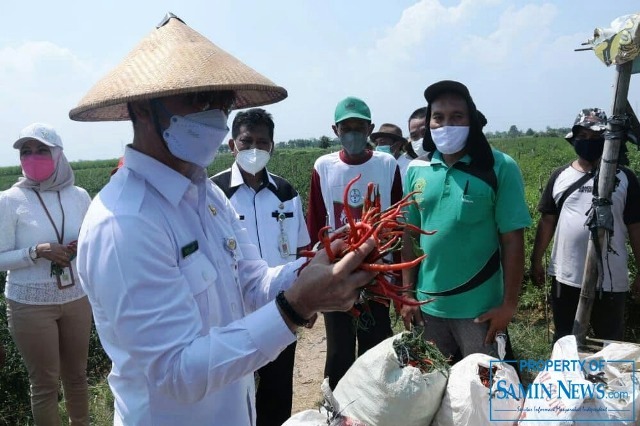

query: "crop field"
(1, 138), (640, 424)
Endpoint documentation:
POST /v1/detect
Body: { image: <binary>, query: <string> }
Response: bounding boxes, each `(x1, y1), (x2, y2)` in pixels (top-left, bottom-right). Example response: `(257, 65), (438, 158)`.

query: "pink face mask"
(21, 154), (55, 182)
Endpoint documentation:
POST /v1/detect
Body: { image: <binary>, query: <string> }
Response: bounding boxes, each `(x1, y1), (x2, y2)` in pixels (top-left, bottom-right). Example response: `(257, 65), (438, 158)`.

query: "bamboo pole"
(572, 60), (633, 344)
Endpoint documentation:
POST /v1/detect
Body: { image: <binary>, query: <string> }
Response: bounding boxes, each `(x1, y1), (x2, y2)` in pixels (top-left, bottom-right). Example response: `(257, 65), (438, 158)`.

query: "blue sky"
(1, 0), (639, 166)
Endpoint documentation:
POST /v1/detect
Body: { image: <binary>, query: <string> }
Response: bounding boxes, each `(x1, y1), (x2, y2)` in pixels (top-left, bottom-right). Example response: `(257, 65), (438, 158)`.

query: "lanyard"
(32, 190), (74, 289)
(33, 190), (65, 244)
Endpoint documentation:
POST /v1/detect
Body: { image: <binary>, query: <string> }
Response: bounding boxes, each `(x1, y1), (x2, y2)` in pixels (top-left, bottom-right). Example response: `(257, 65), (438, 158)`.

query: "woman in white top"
(0, 123), (92, 426)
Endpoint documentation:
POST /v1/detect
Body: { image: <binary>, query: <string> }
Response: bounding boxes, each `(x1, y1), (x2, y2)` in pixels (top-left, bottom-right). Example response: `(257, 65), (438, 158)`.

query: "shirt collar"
(430, 151), (472, 167)
(123, 146), (203, 207)
(230, 162), (277, 189)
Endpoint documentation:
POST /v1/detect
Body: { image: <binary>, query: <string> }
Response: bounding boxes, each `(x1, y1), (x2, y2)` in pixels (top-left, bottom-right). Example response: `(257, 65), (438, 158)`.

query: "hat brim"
(565, 125), (606, 144)
(370, 131), (405, 142)
(424, 80), (471, 103)
(336, 112), (371, 123)
(13, 136), (57, 150)
(69, 17), (287, 122)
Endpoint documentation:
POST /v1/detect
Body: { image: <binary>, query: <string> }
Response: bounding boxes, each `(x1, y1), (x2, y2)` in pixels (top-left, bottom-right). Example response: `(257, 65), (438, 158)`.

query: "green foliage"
(0, 272), (32, 425)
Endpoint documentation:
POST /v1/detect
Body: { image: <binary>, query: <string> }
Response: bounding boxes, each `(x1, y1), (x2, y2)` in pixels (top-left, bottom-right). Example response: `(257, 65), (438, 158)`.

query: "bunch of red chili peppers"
(300, 174), (436, 318)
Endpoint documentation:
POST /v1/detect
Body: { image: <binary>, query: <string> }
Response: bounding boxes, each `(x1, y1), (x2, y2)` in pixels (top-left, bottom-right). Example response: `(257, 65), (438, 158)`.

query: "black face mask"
(573, 137), (605, 162)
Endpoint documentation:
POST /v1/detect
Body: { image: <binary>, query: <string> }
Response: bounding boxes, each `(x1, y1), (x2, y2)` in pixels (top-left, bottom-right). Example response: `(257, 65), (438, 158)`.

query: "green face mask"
(375, 145), (392, 154)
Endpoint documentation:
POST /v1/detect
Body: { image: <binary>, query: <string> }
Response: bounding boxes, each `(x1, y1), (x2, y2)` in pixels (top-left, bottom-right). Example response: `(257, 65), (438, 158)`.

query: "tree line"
(216, 126), (573, 152)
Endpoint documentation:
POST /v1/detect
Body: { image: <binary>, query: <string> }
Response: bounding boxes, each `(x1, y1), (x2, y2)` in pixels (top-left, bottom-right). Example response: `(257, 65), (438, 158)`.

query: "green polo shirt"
(404, 149), (531, 318)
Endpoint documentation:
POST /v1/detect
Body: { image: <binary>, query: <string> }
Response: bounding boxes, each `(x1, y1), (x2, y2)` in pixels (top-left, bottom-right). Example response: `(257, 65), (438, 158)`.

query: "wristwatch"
(28, 245), (38, 261)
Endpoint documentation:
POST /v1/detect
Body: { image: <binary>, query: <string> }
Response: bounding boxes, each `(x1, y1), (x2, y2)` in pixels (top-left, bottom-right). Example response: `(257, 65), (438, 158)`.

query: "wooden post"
(572, 60), (633, 344)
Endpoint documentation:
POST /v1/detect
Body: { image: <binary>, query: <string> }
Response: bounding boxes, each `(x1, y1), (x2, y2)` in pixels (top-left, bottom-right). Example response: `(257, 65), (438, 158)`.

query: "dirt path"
(292, 314), (327, 414)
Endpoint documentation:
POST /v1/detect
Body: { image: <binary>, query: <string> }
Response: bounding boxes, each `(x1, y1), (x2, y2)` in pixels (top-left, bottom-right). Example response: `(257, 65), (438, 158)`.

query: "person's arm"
(529, 172), (561, 286)
(398, 166), (425, 329)
(0, 193), (72, 271)
(400, 227), (423, 330)
(529, 214), (558, 286)
(627, 223), (640, 300)
(475, 228), (524, 344)
(78, 210), (375, 403)
(621, 168), (640, 300)
(294, 194), (311, 255)
(306, 169), (327, 247)
(390, 166), (403, 205)
(390, 165), (404, 265)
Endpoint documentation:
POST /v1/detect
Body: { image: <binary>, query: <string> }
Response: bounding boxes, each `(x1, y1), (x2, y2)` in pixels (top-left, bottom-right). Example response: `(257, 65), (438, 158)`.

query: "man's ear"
(129, 101), (154, 124)
(367, 122), (375, 136)
(332, 124), (339, 138)
(229, 139), (237, 156)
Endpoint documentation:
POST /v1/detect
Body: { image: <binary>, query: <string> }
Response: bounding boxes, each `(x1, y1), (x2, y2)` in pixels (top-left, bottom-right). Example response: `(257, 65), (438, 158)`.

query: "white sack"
(432, 353), (522, 426)
(331, 333), (448, 426)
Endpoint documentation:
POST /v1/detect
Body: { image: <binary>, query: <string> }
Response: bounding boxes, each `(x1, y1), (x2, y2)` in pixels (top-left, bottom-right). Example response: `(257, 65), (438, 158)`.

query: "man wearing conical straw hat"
(72, 14), (376, 425)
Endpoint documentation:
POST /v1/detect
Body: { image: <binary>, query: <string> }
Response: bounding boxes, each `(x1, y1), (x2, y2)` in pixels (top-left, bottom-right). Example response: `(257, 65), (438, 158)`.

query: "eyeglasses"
(186, 90), (235, 115)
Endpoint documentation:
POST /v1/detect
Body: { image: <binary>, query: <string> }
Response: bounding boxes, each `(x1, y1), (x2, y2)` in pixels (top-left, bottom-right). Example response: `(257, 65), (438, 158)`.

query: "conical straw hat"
(69, 14), (287, 122)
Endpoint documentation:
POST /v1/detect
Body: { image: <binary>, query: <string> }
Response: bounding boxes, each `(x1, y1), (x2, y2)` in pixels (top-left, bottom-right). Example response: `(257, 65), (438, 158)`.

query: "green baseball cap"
(334, 96), (371, 123)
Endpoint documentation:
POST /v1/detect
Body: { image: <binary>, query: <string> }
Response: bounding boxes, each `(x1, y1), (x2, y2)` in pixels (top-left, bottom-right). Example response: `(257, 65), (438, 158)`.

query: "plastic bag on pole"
(588, 13), (640, 66)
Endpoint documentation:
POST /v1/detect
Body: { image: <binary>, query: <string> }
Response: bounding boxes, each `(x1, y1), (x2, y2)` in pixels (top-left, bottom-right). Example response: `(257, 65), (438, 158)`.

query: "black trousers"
(551, 278), (626, 343)
(323, 302), (393, 389)
(255, 341), (296, 426)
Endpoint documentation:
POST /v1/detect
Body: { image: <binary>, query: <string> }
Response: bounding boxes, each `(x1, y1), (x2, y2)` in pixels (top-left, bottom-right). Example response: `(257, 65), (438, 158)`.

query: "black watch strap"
(276, 291), (310, 327)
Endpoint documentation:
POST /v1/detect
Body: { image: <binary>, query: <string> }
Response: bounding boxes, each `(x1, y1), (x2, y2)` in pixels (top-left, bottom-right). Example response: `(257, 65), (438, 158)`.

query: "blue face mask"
(375, 144), (392, 154)
(162, 109), (229, 168)
(340, 131), (368, 156)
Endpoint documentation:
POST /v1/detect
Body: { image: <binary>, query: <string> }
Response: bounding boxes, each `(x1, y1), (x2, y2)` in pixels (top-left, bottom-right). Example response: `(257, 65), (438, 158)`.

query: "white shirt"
(0, 185), (90, 304)
(539, 164), (640, 292)
(211, 163), (310, 267)
(77, 147), (301, 425)
(312, 151), (399, 230)
(396, 152), (414, 185)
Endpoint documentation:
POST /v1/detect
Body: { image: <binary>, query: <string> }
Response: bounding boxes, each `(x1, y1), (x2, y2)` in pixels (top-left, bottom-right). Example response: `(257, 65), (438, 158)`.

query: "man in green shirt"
(401, 80), (531, 359)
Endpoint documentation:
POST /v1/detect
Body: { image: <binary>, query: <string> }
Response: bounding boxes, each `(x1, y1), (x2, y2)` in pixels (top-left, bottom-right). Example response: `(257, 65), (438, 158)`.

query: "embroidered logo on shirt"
(413, 178), (426, 203)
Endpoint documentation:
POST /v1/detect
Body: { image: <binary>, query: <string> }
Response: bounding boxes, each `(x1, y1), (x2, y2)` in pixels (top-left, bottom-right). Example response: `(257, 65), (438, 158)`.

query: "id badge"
(57, 264), (76, 289)
(277, 213), (290, 258)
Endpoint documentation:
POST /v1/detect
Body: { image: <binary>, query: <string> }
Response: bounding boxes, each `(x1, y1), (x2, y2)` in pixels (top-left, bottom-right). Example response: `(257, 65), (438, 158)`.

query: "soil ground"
(291, 314), (327, 414)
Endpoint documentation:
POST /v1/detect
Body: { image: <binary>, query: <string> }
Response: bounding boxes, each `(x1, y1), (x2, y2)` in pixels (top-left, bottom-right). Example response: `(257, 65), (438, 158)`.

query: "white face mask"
(411, 139), (427, 157)
(430, 126), (470, 155)
(163, 109), (229, 168)
(236, 148), (271, 175)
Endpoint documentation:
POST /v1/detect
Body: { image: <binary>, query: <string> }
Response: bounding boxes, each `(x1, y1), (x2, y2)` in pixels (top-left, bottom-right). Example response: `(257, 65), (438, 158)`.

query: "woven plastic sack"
(331, 333), (448, 426)
(282, 409), (328, 426)
(282, 379), (368, 426)
(432, 353), (522, 426)
(518, 335), (640, 425)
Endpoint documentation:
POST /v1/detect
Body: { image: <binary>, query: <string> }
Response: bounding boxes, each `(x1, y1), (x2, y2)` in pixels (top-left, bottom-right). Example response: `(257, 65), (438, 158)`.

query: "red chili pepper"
(299, 174), (436, 315)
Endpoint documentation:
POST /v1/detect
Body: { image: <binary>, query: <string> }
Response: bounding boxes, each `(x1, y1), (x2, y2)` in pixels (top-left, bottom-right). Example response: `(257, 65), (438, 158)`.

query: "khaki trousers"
(7, 296), (92, 426)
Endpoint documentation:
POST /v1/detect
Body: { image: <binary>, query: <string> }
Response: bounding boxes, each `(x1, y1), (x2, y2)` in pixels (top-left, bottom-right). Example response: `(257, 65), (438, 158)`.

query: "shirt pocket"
(458, 194), (493, 225)
(179, 252), (219, 331)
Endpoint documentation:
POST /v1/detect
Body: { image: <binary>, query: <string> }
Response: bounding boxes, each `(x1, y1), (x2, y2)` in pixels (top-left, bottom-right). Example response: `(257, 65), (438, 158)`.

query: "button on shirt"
(211, 163), (310, 267)
(77, 147), (302, 425)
